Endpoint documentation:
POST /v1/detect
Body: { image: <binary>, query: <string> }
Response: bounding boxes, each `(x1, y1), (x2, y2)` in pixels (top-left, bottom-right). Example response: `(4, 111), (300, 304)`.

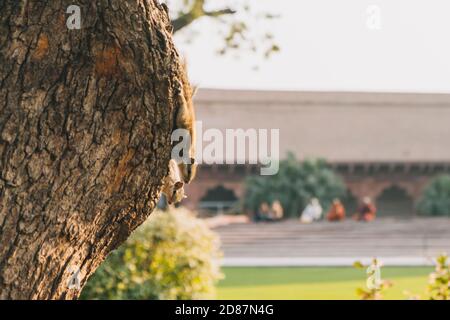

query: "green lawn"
(217, 267), (432, 300)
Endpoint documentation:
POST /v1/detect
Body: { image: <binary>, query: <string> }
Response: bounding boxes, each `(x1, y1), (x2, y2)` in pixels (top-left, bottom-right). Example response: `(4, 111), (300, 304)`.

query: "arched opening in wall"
(342, 190), (358, 216)
(199, 185), (239, 214)
(376, 186), (414, 217)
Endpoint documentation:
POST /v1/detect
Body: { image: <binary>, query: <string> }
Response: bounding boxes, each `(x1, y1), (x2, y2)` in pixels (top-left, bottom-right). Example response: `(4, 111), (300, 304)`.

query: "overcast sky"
(174, 0), (450, 93)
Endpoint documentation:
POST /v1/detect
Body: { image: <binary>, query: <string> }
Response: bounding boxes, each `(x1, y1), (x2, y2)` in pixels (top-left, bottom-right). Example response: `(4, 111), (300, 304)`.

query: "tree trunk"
(0, 0), (184, 299)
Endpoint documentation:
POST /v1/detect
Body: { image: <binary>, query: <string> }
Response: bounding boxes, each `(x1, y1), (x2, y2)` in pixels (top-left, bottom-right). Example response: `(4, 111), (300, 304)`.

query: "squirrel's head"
(162, 160), (188, 205)
(167, 181), (186, 205)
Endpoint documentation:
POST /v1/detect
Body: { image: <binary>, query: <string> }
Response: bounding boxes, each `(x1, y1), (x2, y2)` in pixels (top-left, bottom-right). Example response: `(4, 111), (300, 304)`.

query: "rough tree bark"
(0, 0), (186, 299)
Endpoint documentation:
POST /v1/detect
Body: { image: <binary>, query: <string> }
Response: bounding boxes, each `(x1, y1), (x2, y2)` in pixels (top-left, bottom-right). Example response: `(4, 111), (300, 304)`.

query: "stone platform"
(213, 218), (450, 266)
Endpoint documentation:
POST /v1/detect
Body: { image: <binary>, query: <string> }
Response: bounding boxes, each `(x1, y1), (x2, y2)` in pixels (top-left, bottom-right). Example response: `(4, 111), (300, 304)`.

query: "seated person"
(300, 198), (323, 223)
(327, 198), (346, 222)
(269, 200), (284, 221)
(354, 197), (376, 222)
(254, 202), (271, 222)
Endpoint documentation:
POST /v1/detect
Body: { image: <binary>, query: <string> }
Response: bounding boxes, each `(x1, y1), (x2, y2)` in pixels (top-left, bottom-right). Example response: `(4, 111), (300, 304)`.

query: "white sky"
(174, 0), (450, 93)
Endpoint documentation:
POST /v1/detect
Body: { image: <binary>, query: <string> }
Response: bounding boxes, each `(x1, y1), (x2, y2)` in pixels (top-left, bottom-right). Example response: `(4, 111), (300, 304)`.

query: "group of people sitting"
(254, 200), (284, 222)
(254, 197), (377, 223)
(300, 197), (377, 223)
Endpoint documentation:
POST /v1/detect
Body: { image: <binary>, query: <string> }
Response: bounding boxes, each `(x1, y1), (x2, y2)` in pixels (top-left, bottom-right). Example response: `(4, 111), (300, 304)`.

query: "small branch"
(204, 8), (236, 18)
(171, 0), (236, 33)
(172, 14), (196, 33)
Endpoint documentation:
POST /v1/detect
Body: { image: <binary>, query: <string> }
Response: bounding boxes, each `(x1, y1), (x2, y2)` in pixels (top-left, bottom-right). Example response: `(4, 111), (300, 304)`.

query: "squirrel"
(161, 159), (187, 205)
(173, 59), (198, 184)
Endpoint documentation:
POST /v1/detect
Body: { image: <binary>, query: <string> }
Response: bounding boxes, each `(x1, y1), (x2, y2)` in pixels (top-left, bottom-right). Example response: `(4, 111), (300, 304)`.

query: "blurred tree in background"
(167, 0), (280, 59)
(244, 153), (346, 217)
(417, 175), (450, 217)
(81, 208), (223, 300)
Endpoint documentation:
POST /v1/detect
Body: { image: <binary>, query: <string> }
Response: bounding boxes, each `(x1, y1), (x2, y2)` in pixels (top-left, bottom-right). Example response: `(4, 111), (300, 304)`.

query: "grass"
(217, 267), (432, 300)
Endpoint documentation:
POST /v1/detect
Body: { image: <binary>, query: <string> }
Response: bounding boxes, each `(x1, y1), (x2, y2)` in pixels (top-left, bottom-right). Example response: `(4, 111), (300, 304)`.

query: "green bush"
(244, 153), (346, 217)
(81, 208), (223, 300)
(417, 175), (450, 216)
(353, 259), (393, 300)
(427, 254), (450, 300)
(355, 254), (450, 300)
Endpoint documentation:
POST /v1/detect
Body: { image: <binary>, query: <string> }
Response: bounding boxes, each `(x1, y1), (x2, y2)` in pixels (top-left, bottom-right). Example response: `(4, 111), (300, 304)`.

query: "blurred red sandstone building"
(185, 89), (450, 216)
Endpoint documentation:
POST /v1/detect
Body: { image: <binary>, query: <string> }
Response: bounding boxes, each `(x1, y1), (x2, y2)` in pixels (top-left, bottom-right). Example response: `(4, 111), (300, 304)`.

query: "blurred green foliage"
(81, 208), (223, 300)
(168, 0), (280, 60)
(244, 153), (346, 217)
(417, 175), (450, 216)
(427, 254), (450, 300)
(354, 253), (450, 300)
(353, 259), (393, 300)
